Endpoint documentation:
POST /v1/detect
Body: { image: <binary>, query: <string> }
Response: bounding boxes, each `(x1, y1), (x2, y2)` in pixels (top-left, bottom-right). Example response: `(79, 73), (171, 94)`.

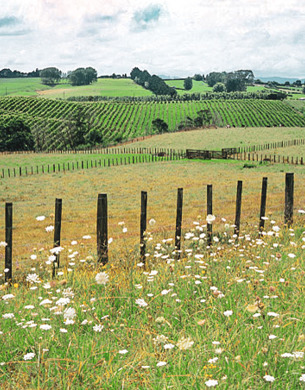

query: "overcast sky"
(1, 0), (304, 78)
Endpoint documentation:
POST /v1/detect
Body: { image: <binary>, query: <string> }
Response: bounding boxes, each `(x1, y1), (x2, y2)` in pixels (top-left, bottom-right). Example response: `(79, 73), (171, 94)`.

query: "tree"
(184, 77), (193, 90)
(294, 80), (302, 87)
(303, 86), (305, 94)
(0, 116), (34, 151)
(63, 107), (91, 148)
(193, 109), (212, 127)
(193, 74), (203, 81)
(40, 67), (62, 85)
(213, 82), (226, 92)
(152, 118), (168, 134)
(69, 67), (97, 86)
(225, 74), (246, 92)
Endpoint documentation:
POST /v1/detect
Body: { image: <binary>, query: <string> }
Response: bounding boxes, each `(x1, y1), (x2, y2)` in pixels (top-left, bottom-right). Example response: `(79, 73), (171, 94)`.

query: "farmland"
(0, 78), (153, 99)
(1, 96), (305, 150)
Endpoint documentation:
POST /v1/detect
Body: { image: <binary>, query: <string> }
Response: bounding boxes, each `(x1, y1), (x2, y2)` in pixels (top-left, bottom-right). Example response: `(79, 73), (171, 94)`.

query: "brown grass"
(1, 159), (304, 274)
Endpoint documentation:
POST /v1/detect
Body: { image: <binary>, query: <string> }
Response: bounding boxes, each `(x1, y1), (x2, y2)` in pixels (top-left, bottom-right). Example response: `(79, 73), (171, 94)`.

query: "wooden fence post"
(5, 203), (13, 283)
(97, 194), (108, 265)
(207, 184), (213, 245)
(140, 191), (147, 263)
(53, 198), (62, 277)
(175, 188), (183, 258)
(234, 181), (243, 236)
(259, 177), (268, 232)
(284, 173), (294, 227)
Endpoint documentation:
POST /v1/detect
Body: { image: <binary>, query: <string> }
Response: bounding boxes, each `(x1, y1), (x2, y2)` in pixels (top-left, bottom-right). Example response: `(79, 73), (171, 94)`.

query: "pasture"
(0, 78), (153, 99)
(0, 154), (305, 388)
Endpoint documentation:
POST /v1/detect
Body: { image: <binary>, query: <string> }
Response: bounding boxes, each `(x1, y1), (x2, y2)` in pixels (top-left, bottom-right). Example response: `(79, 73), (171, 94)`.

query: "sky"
(0, 0), (304, 78)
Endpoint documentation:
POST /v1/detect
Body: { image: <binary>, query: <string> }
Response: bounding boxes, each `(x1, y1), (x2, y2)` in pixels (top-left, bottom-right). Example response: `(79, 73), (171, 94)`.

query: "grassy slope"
(117, 127), (305, 151)
(0, 78), (153, 98)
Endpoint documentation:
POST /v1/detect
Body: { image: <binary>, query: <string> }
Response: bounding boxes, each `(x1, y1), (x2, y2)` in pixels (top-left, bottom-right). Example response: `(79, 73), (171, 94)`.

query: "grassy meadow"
(117, 127), (305, 151)
(0, 155), (305, 388)
(0, 78), (153, 99)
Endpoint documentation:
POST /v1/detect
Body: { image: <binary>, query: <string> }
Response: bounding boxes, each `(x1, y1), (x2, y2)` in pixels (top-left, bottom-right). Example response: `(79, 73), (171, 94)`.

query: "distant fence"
(0, 148), (185, 179)
(232, 152), (304, 165)
(1, 173), (299, 283)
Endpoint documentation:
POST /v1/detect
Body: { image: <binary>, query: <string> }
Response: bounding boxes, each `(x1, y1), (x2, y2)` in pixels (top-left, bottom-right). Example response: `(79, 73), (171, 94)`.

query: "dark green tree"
(0, 116), (34, 151)
(152, 118), (168, 134)
(193, 109), (212, 126)
(193, 74), (203, 81)
(184, 77), (193, 90)
(69, 67), (97, 86)
(40, 67), (62, 85)
(213, 82), (226, 92)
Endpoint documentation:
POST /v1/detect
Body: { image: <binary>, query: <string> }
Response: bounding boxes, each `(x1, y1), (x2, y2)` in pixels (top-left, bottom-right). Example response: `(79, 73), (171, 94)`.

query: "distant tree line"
(0, 68), (40, 78)
(130, 67), (177, 96)
(67, 90), (287, 103)
(206, 70), (255, 92)
(38, 66), (98, 86)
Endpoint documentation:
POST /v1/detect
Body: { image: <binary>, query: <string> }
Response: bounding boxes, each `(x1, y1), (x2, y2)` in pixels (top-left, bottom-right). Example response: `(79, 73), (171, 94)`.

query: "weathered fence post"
(5, 203), (13, 283)
(175, 188), (183, 258)
(259, 177), (268, 232)
(207, 184), (213, 245)
(234, 181), (243, 236)
(97, 194), (108, 265)
(53, 198), (62, 277)
(284, 173), (294, 227)
(140, 191), (147, 263)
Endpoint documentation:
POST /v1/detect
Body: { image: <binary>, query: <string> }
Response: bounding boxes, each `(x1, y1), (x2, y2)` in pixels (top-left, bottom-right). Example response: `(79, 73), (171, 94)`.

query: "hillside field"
(1, 96), (305, 150)
(0, 78), (153, 98)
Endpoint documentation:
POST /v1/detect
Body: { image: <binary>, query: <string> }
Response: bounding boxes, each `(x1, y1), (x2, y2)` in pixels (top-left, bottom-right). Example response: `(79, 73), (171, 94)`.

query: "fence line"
(232, 152), (304, 165)
(0, 148), (185, 179)
(2, 173), (299, 283)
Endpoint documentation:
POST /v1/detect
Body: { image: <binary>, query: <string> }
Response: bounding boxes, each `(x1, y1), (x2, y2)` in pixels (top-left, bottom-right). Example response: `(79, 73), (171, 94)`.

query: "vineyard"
(1, 96), (305, 150)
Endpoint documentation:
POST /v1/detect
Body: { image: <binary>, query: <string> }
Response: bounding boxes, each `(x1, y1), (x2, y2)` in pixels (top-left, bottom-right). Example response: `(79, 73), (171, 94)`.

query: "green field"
(0, 78), (153, 98)
(1, 96), (305, 150)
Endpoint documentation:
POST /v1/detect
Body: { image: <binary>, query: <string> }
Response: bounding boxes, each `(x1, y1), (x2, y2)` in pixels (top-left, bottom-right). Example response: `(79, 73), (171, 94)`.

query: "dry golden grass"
(1, 159), (304, 273)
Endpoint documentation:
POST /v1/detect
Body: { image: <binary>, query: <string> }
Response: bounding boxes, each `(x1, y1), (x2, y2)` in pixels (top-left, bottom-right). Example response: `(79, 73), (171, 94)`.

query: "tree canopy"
(40, 67), (62, 86)
(69, 67), (98, 86)
(184, 77), (193, 91)
(130, 67), (177, 96)
(0, 116), (34, 151)
(206, 70), (254, 92)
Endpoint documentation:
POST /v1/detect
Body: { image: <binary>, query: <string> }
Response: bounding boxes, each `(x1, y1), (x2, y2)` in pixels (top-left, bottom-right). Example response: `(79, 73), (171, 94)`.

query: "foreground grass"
(0, 219), (305, 389)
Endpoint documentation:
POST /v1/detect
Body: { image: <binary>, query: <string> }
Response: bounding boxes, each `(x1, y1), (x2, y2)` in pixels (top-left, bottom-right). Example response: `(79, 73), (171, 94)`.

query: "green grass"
(165, 79), (213, 94)
(0, 78), (152, 99)
(117, 127), (305, 151)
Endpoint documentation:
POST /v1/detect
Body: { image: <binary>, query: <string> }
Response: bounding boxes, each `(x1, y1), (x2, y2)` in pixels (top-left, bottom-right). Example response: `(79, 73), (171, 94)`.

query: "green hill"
(1, 96), (305, 150)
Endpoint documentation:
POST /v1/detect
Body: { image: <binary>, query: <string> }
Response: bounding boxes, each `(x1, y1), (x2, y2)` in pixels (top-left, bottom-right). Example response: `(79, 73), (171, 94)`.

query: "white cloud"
(0, 0), (305, 77)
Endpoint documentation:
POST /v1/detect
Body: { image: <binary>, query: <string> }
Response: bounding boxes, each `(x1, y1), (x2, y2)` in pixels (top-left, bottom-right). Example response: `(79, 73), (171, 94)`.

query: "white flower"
(161, 289), (170, 295)
(224, 310), (233, 317)
(0, 241), (8, 247)
(206, 214), (216, 224)
(82, 235), (91, 239)
(156, 361), (167, 367)
(93, 324), (104, 332)
(263, 375), (275, 382)
(267, 312), (279, 317)
(2, 313), (14, 319)
(176, 337), (194, 350)
(26, 273), (41, 284)
(2, 294), (15, 300)
(60, 328), (68, 333)
(208, 357), (218, 364)
(95, 272), (109, 285)
(122, 227), (128, 233)
(164, 343), (175, 350)
(30, 255), (37, 260)
(153, 335), (168, 345)
(149, 218), (156, 227)
(63, 307), (76, 320)
(298, 209), (305, 214)
(23, 353), (35, 360)
(40, 324), (52, 330)
(118, 349), (128, 354)
(135, 298), (148, 307)
(45, 225), (54, 232)
(272, 226), (280, 232)
(205, 379), (218, 387)
(50, 246), (64, 254)
(39, 299), (53, 306)
(300, 374), (305, 382)
(108, 238), (113, 244)
(56, 297), (70, 306)
(268, 335), (277, 340)
(288, 253), (296, 258)
(36, 216), (45, 221)
(24, 305), (35, 309)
